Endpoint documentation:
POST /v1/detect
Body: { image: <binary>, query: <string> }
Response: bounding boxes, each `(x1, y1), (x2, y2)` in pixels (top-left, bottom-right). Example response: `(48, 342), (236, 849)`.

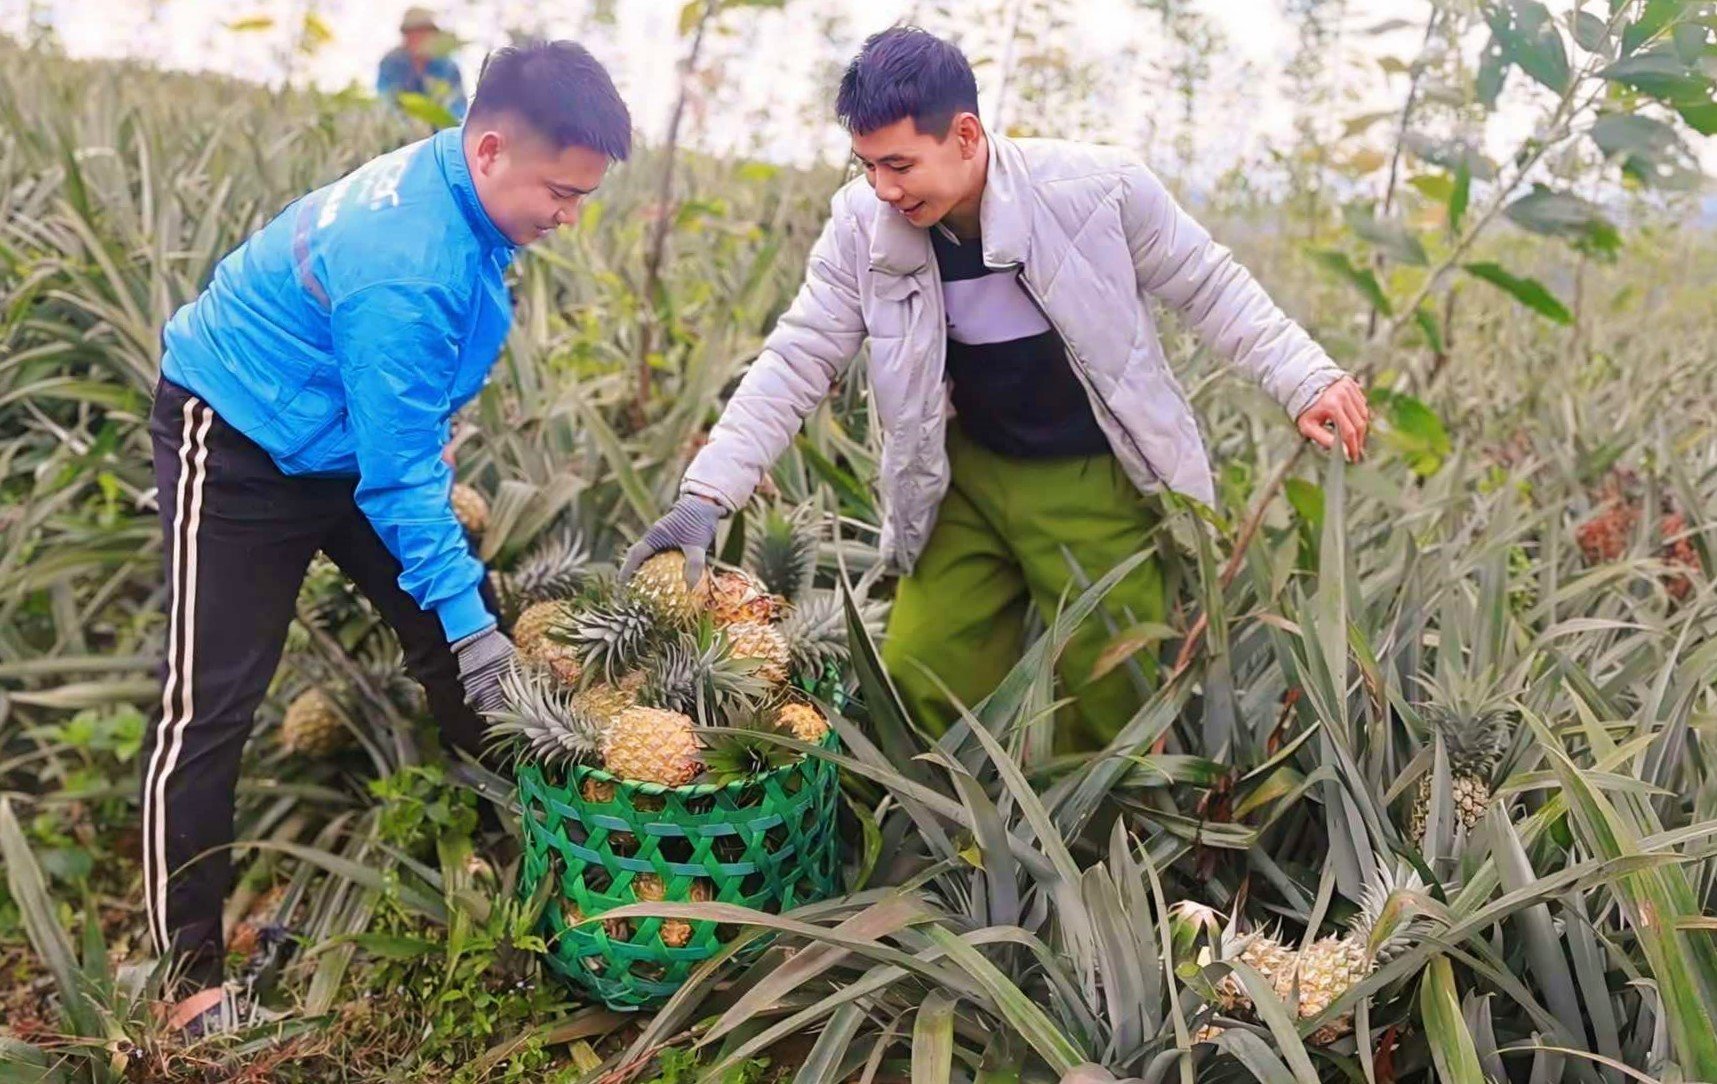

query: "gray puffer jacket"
(682, 131), (1347, 573)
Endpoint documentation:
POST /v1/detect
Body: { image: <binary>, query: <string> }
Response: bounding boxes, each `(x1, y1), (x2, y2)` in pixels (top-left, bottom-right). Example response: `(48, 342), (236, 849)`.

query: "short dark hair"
(836, 26), (979, 138)
(468, 40), (633, 160)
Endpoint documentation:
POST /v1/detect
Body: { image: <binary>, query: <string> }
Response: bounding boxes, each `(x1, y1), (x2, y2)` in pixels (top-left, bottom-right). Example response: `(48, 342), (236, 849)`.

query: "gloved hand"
(620, 495), (723, 585)
(451, 626), (516, 715)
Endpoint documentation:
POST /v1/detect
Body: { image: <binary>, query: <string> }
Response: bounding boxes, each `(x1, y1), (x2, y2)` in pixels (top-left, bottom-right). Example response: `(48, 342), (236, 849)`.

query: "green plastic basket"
(516, 731), (842, 1009)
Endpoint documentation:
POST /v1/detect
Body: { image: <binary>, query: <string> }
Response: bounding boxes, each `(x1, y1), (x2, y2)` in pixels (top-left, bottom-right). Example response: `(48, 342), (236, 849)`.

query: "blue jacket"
(161, 126), (515, 642)
(377, 48), (468, 120)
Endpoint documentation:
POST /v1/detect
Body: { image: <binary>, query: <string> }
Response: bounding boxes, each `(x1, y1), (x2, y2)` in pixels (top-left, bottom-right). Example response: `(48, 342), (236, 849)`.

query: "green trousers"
(881, 425), (1166, 752)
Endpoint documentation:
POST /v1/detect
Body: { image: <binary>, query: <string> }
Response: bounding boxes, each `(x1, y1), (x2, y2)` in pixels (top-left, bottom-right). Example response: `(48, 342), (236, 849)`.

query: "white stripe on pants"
(142, 397), (212, 954)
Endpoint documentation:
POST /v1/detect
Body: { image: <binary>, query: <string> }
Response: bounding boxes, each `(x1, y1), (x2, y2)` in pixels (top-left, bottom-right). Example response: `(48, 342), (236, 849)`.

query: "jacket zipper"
(1006, 264), (1158, 475)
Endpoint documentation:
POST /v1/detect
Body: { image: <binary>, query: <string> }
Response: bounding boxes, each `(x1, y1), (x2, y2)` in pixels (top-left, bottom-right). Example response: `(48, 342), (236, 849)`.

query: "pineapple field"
(4, 4), (1717, 1082)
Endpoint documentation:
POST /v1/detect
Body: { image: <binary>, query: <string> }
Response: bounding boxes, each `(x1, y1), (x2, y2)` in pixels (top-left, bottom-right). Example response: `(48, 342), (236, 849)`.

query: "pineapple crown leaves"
(1411, 670), (1515, 769)
(743, 502), (819, 600)
(776, 590), (880, 673)
(482, 661), (607, 768)
(642, 622), (772, 724)
(698, 705), (798, 785)
(568, 595), (662, 682)
(1351, 860), (1446, 964)
(500, 526), (592, 606)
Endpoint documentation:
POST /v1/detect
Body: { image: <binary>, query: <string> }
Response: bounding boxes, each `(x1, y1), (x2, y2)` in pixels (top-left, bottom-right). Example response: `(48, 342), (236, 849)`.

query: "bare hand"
(1296, 376), (1370, 462)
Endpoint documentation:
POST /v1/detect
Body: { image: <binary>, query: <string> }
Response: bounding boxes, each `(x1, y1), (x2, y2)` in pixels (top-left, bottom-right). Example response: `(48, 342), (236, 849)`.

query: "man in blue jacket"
(145, 39), (630, 1031)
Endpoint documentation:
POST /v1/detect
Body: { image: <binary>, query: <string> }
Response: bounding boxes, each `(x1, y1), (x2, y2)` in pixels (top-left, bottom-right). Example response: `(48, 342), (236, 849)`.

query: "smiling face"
(465, 123), (611, 246)
(850, 112), (985, 231)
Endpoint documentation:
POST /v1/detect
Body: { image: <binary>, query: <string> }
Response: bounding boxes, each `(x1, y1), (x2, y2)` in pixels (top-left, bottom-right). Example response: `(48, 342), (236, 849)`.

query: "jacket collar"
(435, 126), (515, 255)
(867, 128), (1032, 276)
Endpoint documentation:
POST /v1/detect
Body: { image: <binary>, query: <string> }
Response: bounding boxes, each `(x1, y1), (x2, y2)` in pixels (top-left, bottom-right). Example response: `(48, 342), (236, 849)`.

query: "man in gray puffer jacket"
(625, 27), (1370, 749)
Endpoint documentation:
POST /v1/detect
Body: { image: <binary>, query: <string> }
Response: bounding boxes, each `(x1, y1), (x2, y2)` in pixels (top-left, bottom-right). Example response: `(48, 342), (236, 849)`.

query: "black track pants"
(141, 377), (495, 992)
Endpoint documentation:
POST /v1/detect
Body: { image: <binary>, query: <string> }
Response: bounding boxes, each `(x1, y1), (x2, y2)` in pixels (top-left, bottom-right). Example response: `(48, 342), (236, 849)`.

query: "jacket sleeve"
(680, 206), (867, 511)
(331, 279), (493, 642)
(1119, 160), (1345, 420)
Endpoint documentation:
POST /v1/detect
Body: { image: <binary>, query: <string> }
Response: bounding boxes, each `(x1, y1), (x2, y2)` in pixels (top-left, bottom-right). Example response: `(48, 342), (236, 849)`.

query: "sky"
(2, 0), (1713, 183)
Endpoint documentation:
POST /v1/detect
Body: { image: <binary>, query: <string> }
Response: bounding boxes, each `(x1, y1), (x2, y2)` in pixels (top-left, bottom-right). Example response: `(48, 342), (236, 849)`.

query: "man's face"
(850, 113), (982, 229)
(468, 125), (610, 246)
(402, 27), (437, 60)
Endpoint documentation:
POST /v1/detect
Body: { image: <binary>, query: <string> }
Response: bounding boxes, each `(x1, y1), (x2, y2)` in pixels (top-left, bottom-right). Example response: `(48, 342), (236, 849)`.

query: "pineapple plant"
(1209, 863), (1431, 1043)
(629, 552), (712, 626)
(601, 706), (702, 786)
(280, 688), (351, 756)
(1407, 700), (1512, 844)
(451, 483), (489, 534)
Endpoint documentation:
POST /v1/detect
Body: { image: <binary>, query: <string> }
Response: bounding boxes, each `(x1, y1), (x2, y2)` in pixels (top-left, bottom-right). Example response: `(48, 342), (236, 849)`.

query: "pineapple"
(569, 597), (659, 682)
(571, 672), (646, 729)
(629, 552), (712, 626)
(602, 706), (702, 786)
(725, 622), (792, 685)
(632, 874), (712, 948)
(280, 688), (351, 756)
(775, 700), (829, 743)
(643, 628), (772, 724)
(1295, 936), (1374, 1044)
(1660, 510), (1701, 601)
(708, 567), (782, 626)
(484, 664), (606, 769)
(451, 483), (489, 534)
(513, 599), (573, 654)
(744, 505), (819, 600)
(1576, 500), (1638, 565)
(1213, 929), (1297, 1013)
(1408, 702), (1511, 844)
(1212, 863), (1430, 1043)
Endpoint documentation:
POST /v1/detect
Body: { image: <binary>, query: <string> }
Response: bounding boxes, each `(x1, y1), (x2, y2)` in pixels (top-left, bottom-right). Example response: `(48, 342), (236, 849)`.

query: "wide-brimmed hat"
(400, 7), (439, 32)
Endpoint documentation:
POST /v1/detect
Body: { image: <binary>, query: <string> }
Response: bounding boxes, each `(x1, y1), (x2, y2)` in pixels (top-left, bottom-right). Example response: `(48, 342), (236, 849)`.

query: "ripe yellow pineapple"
(1215, 931), (1297, 1012)
(571, 672), (645, 728)
(1296, 936), (1373, 1043)
(708, 568), (782, 626)
(632, 874), (712, 947)
(725, 621), (791, 685)
(1211, 864), (1428, 1044)
(513, 599), (573, 653)
(281, 688), (351, 756)
(451, 483), (489, 534)
(1408, 702), (1510, 844)
(775, 701), (829, 743)
(602, 705), (702, 786)
(629, 552), (712, 626)
(580, 778), (617, 804)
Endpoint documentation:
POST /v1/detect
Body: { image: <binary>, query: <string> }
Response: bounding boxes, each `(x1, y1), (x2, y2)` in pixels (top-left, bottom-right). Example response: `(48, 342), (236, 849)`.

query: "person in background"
(378, 7), (467, 120)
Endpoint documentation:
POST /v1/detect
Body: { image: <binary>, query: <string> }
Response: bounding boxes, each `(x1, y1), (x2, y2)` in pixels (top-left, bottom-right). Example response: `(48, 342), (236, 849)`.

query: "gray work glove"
(451, 626), (516, 716)
(620, 495), (723, 585)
